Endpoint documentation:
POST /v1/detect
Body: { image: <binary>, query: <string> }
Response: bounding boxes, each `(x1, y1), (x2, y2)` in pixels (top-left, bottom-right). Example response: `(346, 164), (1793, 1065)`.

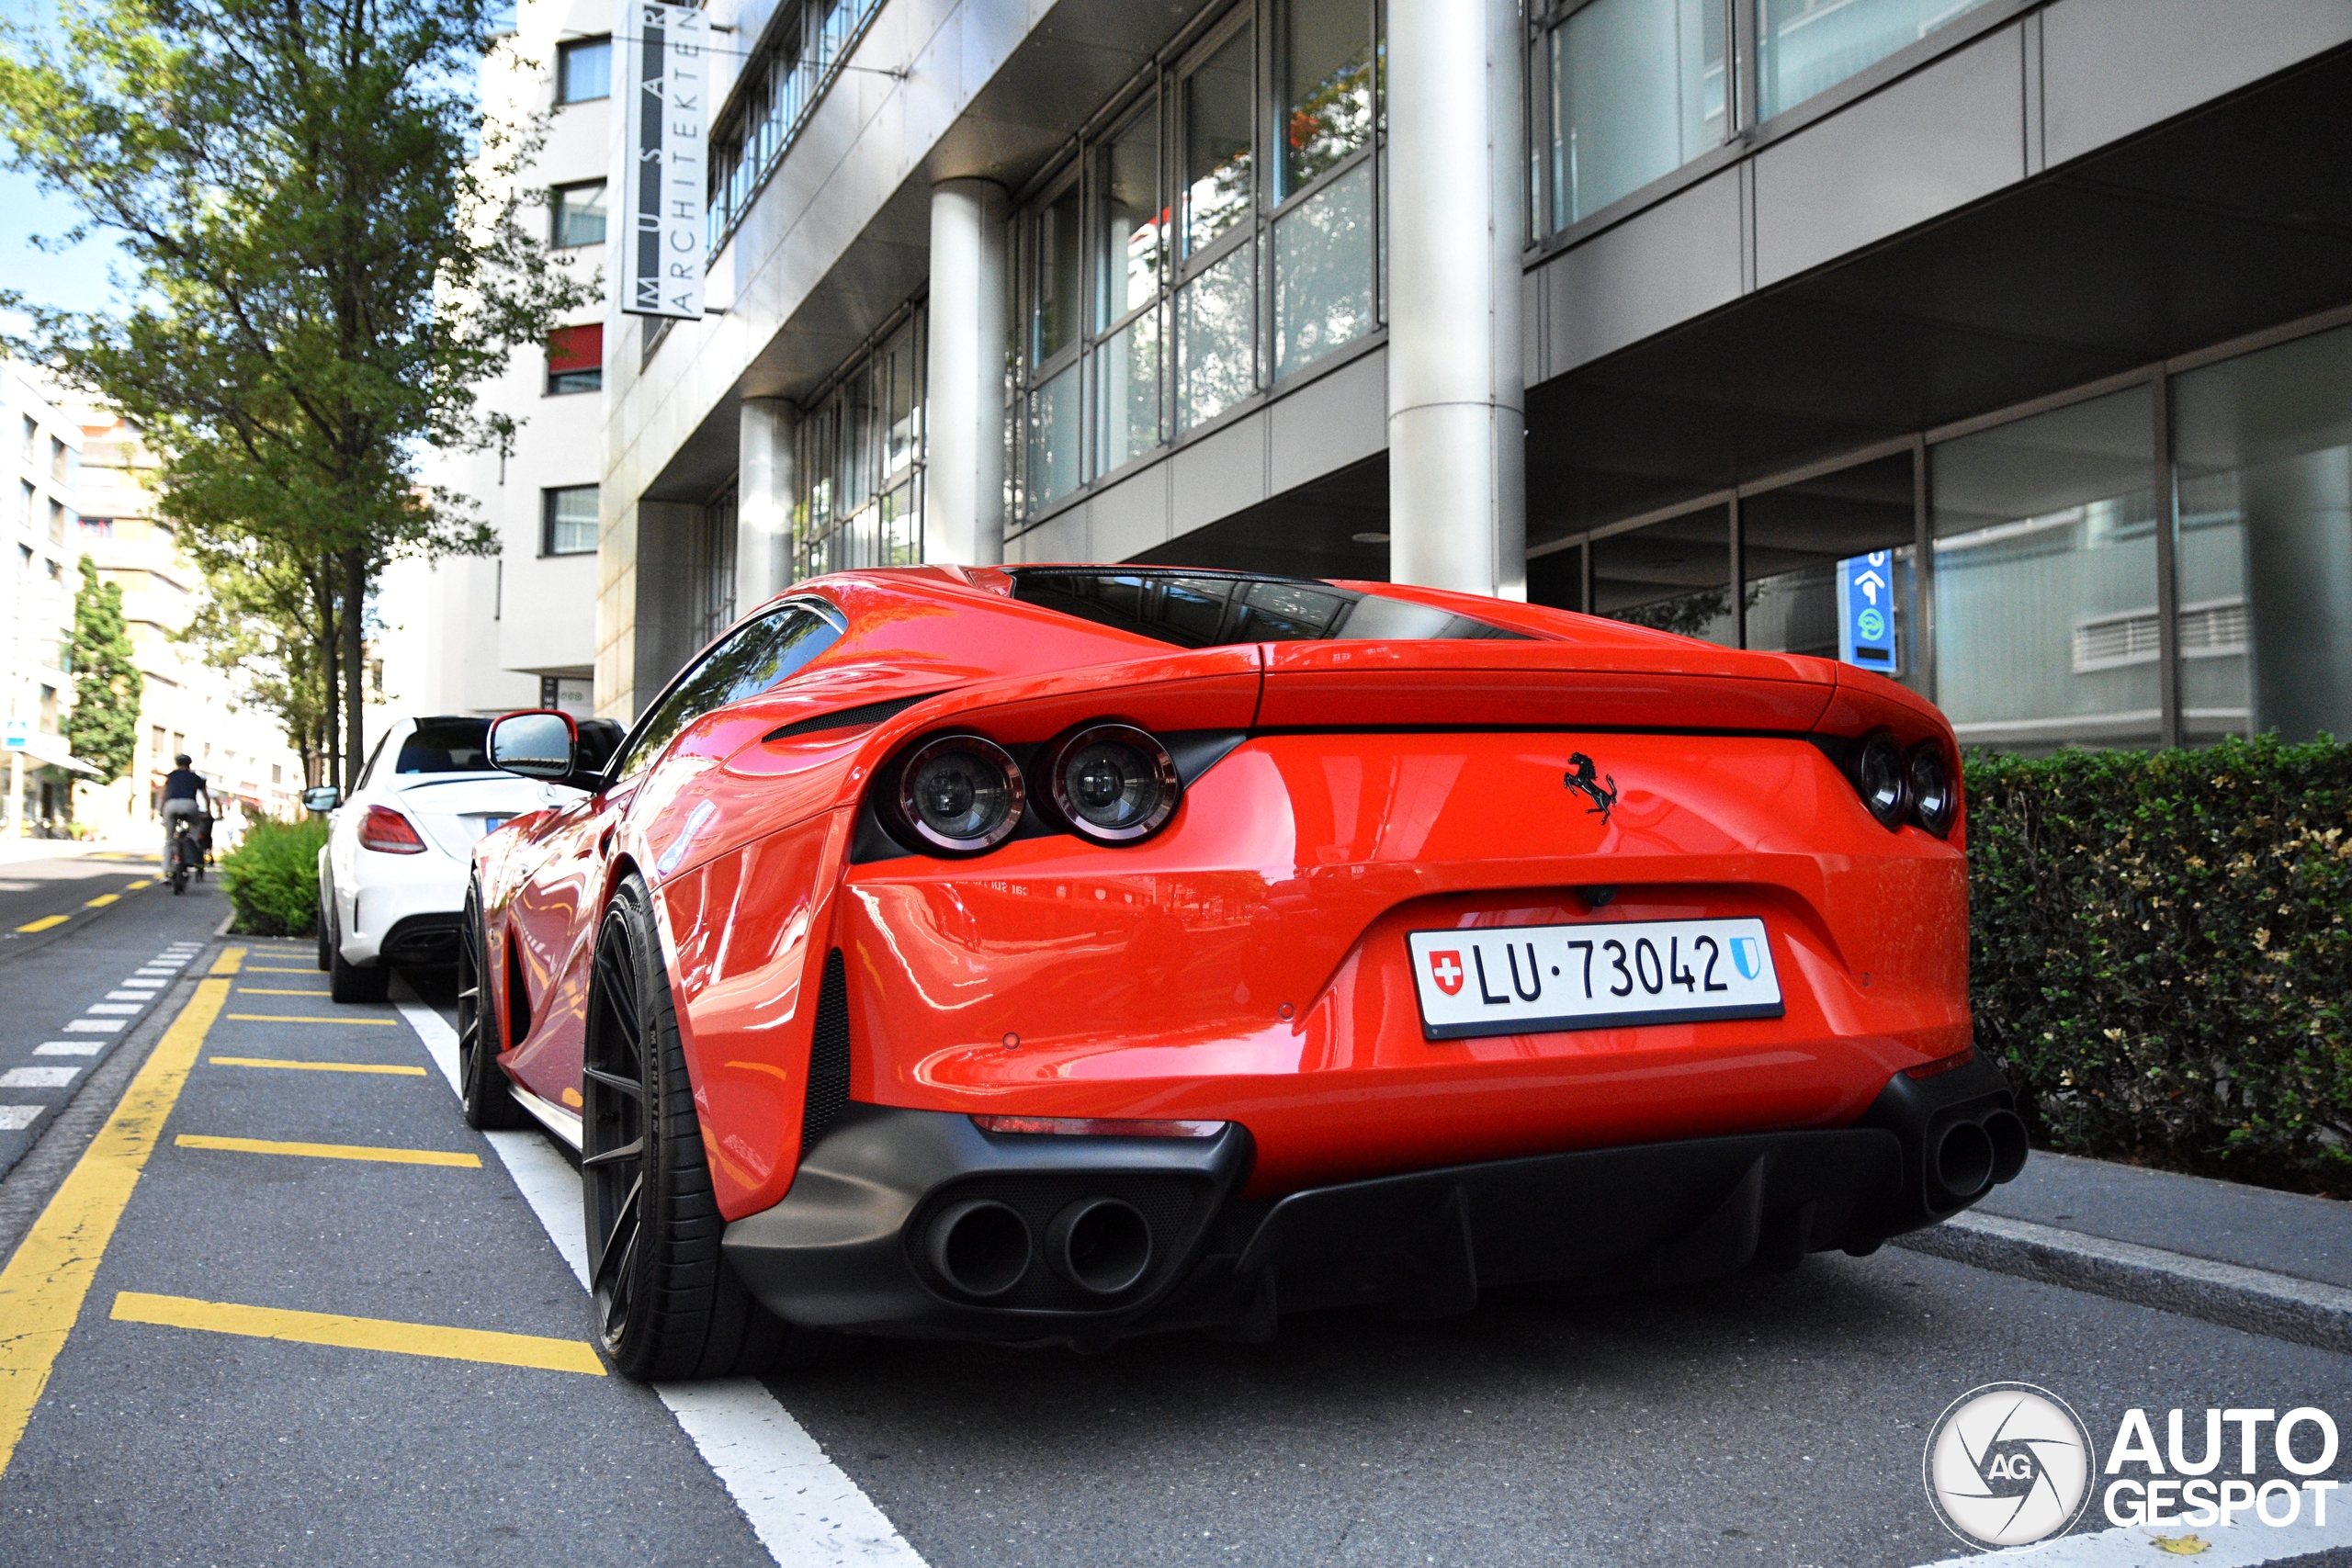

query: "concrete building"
(2, 364), (94, 834)
(576, 0), (2350, 755)
(380, 0), (614, 721)
(71, 410), (308, 837)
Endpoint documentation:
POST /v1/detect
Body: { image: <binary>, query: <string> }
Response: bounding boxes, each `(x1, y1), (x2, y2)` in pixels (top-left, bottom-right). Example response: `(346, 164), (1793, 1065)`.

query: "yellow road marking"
(108, 1292), (604, 1376)
(84, 894), (119, 908)
(123, 879), (152, 890)
(209, 1056), (428, 1077)
(209, 950), (243, 976)
(174, 1134), (479, 1168)
(243, 965), (318, 973)
(236, 987), (333, 996)
(13, 916), (67, 933)
(0, 975), (231, 1474)
(225, 1013), (399, 1026)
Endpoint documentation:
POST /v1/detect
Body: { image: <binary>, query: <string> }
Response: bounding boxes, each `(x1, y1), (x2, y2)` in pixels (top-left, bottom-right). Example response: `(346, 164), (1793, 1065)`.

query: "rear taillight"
(1906, 742), (1959, 837)
(1849, 730), (1908, 830)
(358, 806), (426, 854)
(1037, 722), (1181, 845)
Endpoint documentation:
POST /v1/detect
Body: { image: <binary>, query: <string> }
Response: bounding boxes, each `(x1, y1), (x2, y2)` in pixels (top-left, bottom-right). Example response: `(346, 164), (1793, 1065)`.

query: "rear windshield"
(396, 718), (492, 773)
(1008, 570), (1525, 648)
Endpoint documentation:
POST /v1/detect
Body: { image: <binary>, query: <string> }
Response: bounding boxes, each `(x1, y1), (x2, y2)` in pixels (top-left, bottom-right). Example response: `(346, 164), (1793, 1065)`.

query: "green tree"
(66, 555), (141, 784)
(0, 0), (596, 787)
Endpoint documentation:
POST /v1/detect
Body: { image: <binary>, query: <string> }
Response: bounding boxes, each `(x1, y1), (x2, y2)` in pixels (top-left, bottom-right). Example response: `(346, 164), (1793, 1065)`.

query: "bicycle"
(167, 815), (205, 894)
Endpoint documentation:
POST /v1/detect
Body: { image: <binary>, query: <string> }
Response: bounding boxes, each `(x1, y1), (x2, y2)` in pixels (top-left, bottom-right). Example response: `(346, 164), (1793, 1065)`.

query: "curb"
(1893, 1210), (2352, 1356)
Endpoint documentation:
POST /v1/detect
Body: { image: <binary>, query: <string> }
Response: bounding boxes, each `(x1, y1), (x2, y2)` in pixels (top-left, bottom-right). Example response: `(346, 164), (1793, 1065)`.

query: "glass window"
(1098, 104), (1161, 329)
(1756, 0), (1992, 122)
(544, 485), (599, 555)
(1177, 242), (1255, 431)
(547, 322), (603, 395)
(2172, 324), (2352, 746)
(395, 719), (492, 774)
(1279, 0), (1374, 197)
(1095, 308), (1160, 474)
(1183, 28), (1254, 255)
(1547, 0), (1725, 230)
(1591, 511), (1735, 644)
(1929, 387), (2158, 753)
(1008, 569), (1524, 647)
(1740, 451), (1917, 680)
(1273, 160), (1374, 378)
(1033, 183), (1082, 364)
(552, 181), (606, 247)
(1027, 363), (1081, 509)
(615, 604), (843, 778)
(558, 36), (611, 104)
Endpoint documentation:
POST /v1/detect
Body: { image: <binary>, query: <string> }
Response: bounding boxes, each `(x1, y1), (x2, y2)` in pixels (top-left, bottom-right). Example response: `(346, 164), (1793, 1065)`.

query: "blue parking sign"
(1837, 552), (1899, 675)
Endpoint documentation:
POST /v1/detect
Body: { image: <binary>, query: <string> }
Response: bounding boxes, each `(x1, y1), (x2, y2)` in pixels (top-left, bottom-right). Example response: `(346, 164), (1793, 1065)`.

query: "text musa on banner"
(618, 0), (707, 321)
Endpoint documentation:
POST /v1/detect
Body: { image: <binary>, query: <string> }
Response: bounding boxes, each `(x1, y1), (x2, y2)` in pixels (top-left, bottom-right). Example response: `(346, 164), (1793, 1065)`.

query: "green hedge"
(220, 816), (328, 938)
(1967, 736), (2352, 1194)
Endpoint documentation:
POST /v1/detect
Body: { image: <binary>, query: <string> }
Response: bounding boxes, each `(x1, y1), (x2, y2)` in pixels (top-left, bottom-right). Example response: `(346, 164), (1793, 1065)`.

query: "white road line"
(0, 1107), (40, 1131)
(105, 991), (153, 1002)
(85, 1003), (142, 1015)
(0, 1066), (78, 1089)
(391, 991), (930, 1568)
(34, 1043), (99, 1056)
(62, 1020), (123, 1033)
(1915, 1506), (2352, 1566)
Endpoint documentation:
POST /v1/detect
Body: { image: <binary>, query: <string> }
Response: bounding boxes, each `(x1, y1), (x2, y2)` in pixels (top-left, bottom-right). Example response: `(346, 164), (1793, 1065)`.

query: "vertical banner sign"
(1837, 550), (1900, 676)
(619, 1), (707, 320)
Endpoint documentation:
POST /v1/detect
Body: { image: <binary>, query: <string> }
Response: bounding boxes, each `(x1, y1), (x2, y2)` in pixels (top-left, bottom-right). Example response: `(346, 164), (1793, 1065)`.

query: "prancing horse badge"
(1564, 753), (1618, 823)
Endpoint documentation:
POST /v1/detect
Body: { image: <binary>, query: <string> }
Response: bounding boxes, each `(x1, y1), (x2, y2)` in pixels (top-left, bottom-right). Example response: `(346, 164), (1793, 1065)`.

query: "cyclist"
(161, 754), (212, 877)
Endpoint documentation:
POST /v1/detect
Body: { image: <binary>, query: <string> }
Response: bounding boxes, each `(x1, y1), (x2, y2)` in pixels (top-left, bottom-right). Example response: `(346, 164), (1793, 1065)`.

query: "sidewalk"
(1895, 1148), (2352, 1353)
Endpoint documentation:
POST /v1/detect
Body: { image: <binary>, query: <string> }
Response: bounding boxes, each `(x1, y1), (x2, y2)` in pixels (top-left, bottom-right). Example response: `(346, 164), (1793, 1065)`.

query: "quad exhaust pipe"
(924, 1194), (1156, 1299)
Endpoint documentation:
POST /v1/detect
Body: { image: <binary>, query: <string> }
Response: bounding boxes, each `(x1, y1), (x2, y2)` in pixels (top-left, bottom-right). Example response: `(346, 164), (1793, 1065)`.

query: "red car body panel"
(474, 566), (1972, 1234)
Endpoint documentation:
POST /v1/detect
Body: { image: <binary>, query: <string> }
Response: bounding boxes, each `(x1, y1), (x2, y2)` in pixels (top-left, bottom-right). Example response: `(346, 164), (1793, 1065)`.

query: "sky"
(0, 0), (128, 323)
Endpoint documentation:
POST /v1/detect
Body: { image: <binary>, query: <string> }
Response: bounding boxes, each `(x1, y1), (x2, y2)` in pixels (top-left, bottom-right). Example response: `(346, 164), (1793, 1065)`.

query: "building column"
(1385, 0), (1526, 600)
(924, 179), (1010, 568)
(738, 396), (795, 609)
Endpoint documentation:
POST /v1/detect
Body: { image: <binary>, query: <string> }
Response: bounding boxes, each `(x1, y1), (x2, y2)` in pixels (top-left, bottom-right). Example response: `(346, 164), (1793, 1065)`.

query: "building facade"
(2, 364), (91, 832)
(72, 410), (308, 836)
(380, 0), (614, 721)
(582, 0), (2351, 755)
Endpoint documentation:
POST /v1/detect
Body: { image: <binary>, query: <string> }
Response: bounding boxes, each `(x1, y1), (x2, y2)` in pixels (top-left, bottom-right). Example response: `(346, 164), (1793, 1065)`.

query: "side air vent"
(503, 940), (533, 1050)
(801, 948), (854, 1156)
(764, 694), (935, 744)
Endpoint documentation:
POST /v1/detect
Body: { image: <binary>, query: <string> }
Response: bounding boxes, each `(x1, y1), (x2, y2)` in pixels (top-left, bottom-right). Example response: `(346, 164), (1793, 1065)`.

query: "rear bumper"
(721, 1054), (2021, 1346)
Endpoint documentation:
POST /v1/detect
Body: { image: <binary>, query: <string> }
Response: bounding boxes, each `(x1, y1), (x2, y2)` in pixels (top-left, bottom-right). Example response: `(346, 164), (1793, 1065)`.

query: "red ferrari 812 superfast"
(465, 564), (2025, 1381)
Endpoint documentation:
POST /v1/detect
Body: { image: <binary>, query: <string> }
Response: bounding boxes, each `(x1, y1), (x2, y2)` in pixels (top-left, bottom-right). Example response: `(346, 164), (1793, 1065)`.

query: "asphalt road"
(0, 911), (2348, 1566)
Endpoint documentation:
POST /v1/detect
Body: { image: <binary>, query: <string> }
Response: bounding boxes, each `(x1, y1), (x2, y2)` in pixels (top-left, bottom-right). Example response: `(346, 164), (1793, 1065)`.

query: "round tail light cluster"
(1845, 730), (1959, 838)
(881, 721), (1183, 857)
(1041, 724), (1179, 844)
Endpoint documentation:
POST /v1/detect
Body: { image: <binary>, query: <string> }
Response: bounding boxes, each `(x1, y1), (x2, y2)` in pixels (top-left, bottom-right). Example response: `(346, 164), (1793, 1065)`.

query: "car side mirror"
(301, 785), (340, 813)
(488, 709), (579, 782)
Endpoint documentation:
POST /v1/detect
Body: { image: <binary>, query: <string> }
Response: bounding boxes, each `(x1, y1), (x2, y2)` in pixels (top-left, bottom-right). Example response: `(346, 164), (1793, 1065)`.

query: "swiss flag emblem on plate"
(1427, 950), (1464, 997)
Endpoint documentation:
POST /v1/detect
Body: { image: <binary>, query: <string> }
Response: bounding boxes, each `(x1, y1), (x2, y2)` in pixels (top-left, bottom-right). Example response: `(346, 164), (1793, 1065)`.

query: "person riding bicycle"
(161, 755), (212, 874)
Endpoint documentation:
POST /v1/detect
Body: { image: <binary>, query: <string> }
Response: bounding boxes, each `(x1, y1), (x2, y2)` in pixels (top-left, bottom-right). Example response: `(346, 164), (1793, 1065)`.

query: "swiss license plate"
(480, 817), (503, 834)
(1407, 918), (1784, 1040)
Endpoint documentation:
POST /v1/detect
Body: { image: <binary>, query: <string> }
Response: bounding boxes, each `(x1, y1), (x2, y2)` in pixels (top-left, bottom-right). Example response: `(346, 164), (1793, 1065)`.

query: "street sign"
(3, 718), (25, 750)
(618, 0), (708, 321)
(1837, 551), (1900, 676)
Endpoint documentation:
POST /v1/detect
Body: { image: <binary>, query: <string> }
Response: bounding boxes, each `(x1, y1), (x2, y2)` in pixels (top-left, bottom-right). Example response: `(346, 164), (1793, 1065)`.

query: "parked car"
(311, 714), (618, 1001)
(464, 565), (2023, 1381)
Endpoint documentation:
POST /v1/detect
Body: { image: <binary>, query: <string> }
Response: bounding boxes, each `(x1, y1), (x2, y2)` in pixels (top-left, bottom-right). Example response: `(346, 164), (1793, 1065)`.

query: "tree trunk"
(321, 572), (341, 793)
(343, 547), (367, 792)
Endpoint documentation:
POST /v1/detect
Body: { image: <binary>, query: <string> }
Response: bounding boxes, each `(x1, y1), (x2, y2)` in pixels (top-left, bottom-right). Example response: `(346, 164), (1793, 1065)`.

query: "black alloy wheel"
(458, 885), (524, 1131)
(582, 873), (831, 1381)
